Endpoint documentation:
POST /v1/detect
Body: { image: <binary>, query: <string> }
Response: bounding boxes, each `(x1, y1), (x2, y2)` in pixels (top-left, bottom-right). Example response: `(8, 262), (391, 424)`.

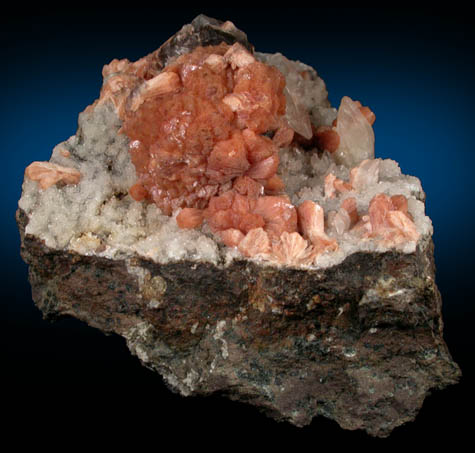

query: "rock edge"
(17, 207), (461, 437)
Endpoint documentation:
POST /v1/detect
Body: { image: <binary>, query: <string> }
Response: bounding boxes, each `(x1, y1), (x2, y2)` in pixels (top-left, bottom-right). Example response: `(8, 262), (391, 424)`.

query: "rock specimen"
(17, 15), (461, 437)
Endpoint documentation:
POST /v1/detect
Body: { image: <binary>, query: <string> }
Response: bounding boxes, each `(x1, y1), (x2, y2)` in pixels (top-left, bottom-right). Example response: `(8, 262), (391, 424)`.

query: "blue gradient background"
(3, 8), (474, 444)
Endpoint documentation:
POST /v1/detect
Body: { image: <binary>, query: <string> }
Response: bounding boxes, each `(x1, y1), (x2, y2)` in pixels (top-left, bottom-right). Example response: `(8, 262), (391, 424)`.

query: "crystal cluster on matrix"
(74, 40), (421, 266)
(323, 159), (420, 246)
(121, 43), (288, 214)
(16, 18), (460, 439)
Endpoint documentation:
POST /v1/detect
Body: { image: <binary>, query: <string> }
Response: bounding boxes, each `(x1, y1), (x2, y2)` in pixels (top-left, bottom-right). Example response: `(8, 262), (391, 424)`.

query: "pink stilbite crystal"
(297, 200), (338, 254)
(25, 161), (81, 190)
(219, 228), (245, 248)
(341, 197), (359, 225)
(297, 200), (326, 244)
(253, 195), (298, 239)
(121, 44), (286, 216)
(271, 231), (312, 265)
(207, 131), (250, 183)
(223, 42), (256, 69)
(315, 125), (340, 153)
(368, 193), (420, 245)
(176, 207), (204, 229)
(101, 39), (421, 266)
(238, 227), (271, 257)
(324, 173), (352, 198)
(324, 173), (337, 198)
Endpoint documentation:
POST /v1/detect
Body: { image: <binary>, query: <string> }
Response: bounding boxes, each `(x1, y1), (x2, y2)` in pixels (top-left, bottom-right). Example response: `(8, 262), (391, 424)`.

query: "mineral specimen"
(17, 15), (461, 437)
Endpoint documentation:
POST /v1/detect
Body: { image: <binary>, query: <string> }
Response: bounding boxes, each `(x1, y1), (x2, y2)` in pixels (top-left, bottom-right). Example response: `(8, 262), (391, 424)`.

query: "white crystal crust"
(18, 53), (433, 269)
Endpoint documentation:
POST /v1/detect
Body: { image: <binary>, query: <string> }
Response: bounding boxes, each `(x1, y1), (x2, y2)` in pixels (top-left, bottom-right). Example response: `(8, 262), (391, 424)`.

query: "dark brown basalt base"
(16, 207), (461, 437)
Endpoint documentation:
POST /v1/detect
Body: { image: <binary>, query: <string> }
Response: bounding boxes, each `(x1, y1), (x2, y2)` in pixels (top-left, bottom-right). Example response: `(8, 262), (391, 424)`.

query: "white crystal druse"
(18, 51), (432, 269)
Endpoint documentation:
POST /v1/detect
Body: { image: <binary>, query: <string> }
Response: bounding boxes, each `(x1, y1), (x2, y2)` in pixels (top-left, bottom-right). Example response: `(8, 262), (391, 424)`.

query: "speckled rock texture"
(17, 206), (460, 437)
(16, 15), (461, 437)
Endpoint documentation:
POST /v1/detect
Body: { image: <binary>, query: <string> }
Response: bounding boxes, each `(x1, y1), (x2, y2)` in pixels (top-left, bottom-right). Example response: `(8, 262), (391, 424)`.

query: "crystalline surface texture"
(16, 16), (461, 438)
(122, 44), (286, 216)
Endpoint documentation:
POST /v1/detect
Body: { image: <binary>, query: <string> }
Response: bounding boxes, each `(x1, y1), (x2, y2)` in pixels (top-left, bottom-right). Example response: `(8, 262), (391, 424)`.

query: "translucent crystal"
(333, 96), (375, 167)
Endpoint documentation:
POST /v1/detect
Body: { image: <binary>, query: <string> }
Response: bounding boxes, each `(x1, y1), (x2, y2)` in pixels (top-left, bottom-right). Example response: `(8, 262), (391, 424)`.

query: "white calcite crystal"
(18, 102), (220, 264)
(333, 96), (375, 167)
(256, 51), (337, 134)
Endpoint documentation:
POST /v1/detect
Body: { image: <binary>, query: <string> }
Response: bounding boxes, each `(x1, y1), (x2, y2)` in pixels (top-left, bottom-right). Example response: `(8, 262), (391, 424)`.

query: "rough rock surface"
(16, 15), (460, 437)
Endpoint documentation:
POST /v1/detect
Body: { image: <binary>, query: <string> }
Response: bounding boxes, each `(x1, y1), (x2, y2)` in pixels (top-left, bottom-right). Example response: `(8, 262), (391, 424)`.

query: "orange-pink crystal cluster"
(121, 43), (288, 216)
(97, 42), (421, 265)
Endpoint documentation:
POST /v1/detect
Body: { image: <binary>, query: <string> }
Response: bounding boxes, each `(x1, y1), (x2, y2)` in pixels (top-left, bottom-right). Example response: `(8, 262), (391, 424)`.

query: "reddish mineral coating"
(233, 175), (264, 199)
(253, 195), (298, 239)
(219, 228), (245, 248)
(203, 190), (298, 240)
(263, 174), (285, 195)
(117, 43), (320, 262)
(121, 43), (286, 216)
(129, 183), (148, 202)
(207, 131), (250, 183)
(272, 124), (295, 148)
(331, 102), (376, 127)
(358, 106), (376, 126)
(315, 126), (340, 153)
(204, 190), (262, 234)
(113, 42), (418, 264)
(176, 207), (204, 229)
